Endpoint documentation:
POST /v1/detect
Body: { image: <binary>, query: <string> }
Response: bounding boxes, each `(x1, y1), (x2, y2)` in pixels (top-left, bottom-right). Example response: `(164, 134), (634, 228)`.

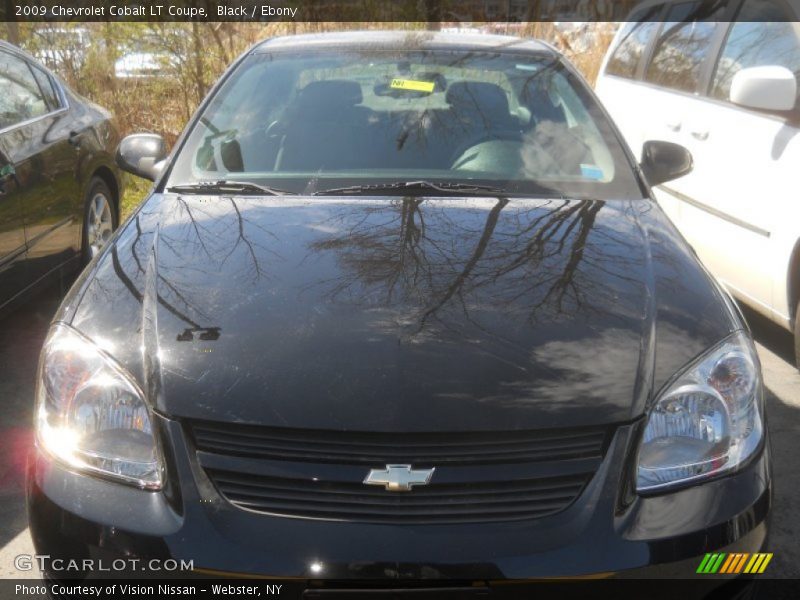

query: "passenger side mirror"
(730, 66), (797, 112)
(116, 134), (167, 181)
(640, 141), (693, 187)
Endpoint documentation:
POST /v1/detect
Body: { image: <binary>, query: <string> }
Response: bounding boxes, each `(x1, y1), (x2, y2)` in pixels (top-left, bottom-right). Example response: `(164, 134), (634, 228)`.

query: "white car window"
(605, 5), (664, 79)
(711, 0), (800, 105)
(645, 0), (729, 93)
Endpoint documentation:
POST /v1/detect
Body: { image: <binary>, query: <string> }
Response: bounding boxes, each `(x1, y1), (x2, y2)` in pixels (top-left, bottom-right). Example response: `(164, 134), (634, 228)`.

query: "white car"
(114, 52), (169, 79)
(596, 0), (800, 367)
(27, 27), (91, 71)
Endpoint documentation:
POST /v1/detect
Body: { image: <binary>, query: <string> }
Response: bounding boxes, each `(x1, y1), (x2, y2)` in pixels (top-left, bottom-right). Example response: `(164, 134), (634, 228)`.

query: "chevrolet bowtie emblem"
(363, 464), (435, 492)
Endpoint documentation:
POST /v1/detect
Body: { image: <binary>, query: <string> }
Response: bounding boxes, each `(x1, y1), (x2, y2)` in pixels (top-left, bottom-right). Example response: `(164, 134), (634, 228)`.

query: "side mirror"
(730, 66), (797, 112)
(116, 133), (167, 181)
(640, 141), (693, 187)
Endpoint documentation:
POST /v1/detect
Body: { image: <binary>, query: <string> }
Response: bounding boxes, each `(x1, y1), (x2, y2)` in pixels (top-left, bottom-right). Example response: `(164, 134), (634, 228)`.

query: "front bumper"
(27, 418), (771, 585)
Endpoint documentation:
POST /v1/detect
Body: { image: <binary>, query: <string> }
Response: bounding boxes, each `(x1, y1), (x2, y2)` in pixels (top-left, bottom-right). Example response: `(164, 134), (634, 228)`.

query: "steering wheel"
(449, 131), (524, 169)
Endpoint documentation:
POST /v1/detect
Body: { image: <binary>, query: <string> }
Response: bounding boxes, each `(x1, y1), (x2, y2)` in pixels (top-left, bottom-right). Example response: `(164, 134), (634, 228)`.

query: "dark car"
(28, 32), (770, 593)
(0, 40), (122, 313)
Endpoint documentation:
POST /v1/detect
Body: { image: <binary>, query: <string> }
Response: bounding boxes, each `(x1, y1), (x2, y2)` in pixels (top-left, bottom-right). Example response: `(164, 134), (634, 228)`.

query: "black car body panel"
(0, 41), (121, 313)
(64, 194), (735, 431)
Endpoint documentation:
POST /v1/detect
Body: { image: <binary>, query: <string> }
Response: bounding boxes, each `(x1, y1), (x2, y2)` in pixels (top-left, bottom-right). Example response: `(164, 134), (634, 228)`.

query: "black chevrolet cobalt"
(29, 32), (770, 592)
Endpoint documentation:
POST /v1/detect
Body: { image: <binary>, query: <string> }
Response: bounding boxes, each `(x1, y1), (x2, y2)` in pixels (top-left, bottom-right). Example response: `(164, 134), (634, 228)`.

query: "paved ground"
(742, 306), (800, 579)
(0, 286), (798, 578)
(0, 283), (65, 579)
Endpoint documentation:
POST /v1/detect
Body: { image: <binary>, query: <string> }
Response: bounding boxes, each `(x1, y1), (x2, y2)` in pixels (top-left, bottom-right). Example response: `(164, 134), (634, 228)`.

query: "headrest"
(521, 79), (567, 124)
(446, 81), (510, 115)
(296, 80), (363, 112)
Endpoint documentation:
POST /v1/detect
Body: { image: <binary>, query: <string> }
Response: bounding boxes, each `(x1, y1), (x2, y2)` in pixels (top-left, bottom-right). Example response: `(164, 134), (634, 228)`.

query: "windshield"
(166, 47), (643, 199)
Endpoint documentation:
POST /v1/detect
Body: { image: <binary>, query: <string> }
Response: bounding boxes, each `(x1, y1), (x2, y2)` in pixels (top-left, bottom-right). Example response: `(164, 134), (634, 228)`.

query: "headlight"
(35, 324), (162, 489)
(637, 331), (763, 493)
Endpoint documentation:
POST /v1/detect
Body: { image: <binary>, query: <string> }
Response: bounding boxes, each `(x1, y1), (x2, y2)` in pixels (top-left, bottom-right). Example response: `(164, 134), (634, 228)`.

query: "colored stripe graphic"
(744, 553), (774, 574)
(697, 554), (713, 574)
(700, 552), (772, 574)
(711, 553), (726, 573)
(744, 554), (760, 573)
(719, 553), (750, 574)
(758, 554), (773, 573)
(720, 554), (736, 574)
(733, 553), (750, 573)
(698, 554), (727, 573)
(751, 554), (765, 573)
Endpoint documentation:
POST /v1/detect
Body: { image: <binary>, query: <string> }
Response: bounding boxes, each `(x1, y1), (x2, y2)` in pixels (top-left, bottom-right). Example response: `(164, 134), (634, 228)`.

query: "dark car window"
(166, 49), (644, 200)
(605, 5), (664, 79)
(644, 1), (729, 93)
(0, 50), (49, 130)
(710, 1), (800, 104)
(30, 66), (62, 111)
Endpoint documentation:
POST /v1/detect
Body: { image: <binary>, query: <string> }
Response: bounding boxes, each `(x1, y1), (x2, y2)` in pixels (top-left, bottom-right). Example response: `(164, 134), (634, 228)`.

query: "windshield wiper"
(168, 180), (296, 196)
(313, 180), (509, 197)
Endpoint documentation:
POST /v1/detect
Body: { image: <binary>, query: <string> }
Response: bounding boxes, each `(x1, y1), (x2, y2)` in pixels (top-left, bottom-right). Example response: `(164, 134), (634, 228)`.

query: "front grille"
(191, 421), (607, 466)
(207, 469), (589, 524)
(190, 421), (609, 524)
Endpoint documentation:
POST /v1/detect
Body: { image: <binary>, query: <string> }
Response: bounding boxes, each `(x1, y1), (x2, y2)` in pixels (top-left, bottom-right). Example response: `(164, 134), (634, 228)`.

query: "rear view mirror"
(730, 66), (797, 112)
(640, 141), (693, 187)
(116, 134), (167, 181)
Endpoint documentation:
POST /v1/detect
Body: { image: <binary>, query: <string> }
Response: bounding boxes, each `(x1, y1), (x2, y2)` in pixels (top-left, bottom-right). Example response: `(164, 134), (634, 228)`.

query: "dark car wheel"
(82, 177), (117, 263)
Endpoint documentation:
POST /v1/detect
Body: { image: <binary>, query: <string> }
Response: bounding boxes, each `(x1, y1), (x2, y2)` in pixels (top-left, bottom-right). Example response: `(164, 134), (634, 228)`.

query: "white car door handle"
(691, 130), (709, 140)
(666, 121), (682, 132)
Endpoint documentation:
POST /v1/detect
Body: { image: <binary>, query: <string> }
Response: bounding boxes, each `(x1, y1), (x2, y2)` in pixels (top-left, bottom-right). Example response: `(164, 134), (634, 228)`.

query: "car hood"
(66, 194), (737, 432)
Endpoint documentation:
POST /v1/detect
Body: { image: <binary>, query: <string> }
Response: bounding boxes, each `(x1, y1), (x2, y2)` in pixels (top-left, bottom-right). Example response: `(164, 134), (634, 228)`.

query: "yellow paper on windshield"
(390, 78), (435, 93)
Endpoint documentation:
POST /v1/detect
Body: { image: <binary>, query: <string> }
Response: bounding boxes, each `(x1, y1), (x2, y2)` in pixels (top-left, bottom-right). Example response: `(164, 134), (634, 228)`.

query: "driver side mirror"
(640, 140), (693, 187)
(116, 133), (167, 181)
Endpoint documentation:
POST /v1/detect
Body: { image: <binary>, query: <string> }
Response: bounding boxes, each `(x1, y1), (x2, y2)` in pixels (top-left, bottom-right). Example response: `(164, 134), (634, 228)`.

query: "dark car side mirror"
(116, 134), (167, 181)
(640, 141), (693, 187)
